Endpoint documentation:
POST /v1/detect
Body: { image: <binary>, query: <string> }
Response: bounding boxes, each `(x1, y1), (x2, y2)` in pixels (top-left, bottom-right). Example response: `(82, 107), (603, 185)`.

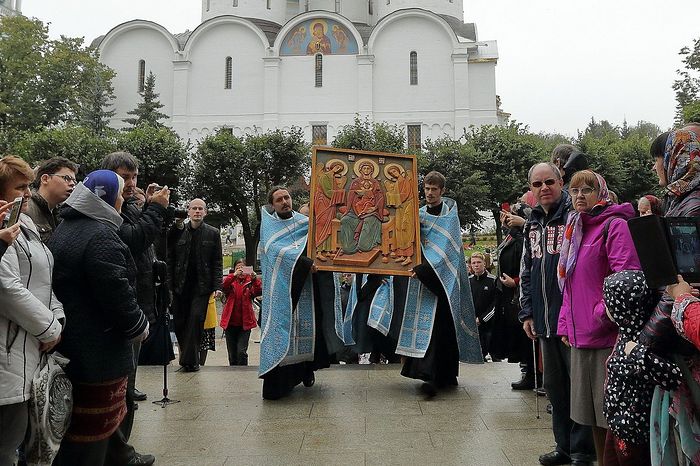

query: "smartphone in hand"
(3, 197), (24, 227)
(242, 266), (254, 275)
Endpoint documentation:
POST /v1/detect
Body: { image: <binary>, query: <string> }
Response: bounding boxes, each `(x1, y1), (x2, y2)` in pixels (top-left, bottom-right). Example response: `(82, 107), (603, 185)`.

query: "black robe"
(261, 256), (331, 400)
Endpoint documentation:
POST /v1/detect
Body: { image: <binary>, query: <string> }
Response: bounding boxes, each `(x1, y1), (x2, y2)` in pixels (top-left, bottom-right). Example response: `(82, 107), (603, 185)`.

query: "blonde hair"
(569, 170), (599, 190)
(470, 252), (486, 262)
(0, 155), (35, 194)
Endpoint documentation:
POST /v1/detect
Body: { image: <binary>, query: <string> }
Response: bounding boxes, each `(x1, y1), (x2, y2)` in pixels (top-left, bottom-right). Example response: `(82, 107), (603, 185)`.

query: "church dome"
(202, 0), (287, 25)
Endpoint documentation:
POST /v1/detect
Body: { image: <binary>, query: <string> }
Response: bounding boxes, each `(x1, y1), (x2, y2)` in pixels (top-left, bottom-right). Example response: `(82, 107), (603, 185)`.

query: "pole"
(533, 337), (540, 419)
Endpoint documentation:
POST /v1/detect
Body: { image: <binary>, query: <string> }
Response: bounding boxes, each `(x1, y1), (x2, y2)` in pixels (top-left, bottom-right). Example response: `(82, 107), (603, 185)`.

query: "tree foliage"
(188, 128), (310, 264)
(123, 72), (168, 128)
(673, 37), (700, 125)
(0, 15), (114, 150)
(332, 116), (406, 154)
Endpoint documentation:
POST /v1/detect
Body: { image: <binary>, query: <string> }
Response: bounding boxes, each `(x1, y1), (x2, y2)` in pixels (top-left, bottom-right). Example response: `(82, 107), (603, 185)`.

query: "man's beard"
(277, 210), (293, 219)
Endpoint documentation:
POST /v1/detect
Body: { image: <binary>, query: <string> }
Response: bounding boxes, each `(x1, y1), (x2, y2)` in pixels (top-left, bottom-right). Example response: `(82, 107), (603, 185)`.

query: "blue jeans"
(540, 336), (595, 462)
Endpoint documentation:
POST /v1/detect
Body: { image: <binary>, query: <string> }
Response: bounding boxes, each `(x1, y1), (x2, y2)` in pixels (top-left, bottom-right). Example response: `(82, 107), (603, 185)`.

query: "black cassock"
(261, 257), (331, 400)
(400, 261), (460, 387)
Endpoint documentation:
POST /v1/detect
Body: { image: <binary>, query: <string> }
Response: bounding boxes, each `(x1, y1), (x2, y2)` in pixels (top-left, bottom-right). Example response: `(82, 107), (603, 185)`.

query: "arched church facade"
(95, 0), (501, 147)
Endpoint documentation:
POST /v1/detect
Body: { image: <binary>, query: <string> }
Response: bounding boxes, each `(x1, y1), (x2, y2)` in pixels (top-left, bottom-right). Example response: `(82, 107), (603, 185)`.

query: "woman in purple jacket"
(556, 170), (641, 465)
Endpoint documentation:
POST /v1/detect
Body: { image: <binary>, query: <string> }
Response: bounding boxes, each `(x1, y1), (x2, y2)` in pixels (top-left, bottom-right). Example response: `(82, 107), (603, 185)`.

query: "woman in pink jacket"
(556, 170), (641, 465)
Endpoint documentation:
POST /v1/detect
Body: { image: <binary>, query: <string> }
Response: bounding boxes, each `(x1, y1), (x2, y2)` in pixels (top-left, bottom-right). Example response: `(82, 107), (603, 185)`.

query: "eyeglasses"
(569, 187), (595, 196)
(49, 174), (77, 184)
(530, 178), (557, 188)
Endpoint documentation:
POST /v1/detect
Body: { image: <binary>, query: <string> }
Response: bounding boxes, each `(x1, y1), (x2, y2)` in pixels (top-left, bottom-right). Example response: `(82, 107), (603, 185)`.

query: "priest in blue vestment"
(258, 187), (330, 400)
(398, 171), (483, 397)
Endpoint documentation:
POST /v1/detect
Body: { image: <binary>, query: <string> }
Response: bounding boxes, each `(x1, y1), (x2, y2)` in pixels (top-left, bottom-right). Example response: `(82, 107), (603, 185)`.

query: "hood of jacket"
(63, 182), (123, 230)
(604, 270), (658, 339)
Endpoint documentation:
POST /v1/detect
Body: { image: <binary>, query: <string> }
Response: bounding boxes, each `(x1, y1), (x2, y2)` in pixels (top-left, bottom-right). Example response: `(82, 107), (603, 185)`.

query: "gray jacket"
(0, 214), (64, 406)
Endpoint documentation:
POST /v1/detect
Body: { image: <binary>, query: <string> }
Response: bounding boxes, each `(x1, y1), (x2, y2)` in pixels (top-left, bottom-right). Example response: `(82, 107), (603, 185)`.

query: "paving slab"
(129, 361), (555, 466)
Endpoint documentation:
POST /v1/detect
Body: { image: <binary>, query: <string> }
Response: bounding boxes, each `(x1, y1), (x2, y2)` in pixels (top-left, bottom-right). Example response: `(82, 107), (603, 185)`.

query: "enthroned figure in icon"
(340, 159), (385, 255)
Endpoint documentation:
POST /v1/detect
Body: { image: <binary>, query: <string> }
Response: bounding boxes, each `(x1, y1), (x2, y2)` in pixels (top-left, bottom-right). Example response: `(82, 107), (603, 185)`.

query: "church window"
(232, 0), (238, 6)
(410, 51), (418, 85)
(206, 0), (210, 11)
(407, 125), (422, 150)
(225, 57), (233, 89)
(312, 125), (328, 145)
(386, 0), (390, 5)
(266, 0), (271, 9)
(335, 0), (341, 13)
(138, 60), (146, 92)
(305, 0), (309, 12)
(369, 0), (373, 15)
(315, 54), (323, 87)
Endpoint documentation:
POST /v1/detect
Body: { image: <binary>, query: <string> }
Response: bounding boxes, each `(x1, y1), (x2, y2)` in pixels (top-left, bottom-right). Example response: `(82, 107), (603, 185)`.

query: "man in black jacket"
(519, 162), (594, 466)
(168, 198), (223, 372)
(469, 252), (500, 361)
(102, 151), (169, 466)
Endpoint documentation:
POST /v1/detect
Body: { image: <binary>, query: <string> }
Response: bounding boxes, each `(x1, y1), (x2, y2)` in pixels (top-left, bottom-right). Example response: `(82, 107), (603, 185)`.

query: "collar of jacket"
(31, 190), (55, 216)
(64, 183), (124, 230)
(528, 191), (572, 226)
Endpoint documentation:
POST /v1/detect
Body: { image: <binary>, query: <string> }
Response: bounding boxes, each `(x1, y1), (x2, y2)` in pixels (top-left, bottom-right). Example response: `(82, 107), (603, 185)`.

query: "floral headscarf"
(557, 171), (611, 290)
(664, 129), (700, 203)
(643, 194), (664, 216)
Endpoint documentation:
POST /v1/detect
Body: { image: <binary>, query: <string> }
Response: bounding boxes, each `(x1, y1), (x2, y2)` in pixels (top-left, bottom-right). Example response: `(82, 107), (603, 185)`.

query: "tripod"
(152, 260), (180, 408)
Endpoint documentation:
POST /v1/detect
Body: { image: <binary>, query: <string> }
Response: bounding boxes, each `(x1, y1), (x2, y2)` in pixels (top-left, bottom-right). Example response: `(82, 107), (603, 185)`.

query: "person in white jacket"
(0, 156), (64, 466)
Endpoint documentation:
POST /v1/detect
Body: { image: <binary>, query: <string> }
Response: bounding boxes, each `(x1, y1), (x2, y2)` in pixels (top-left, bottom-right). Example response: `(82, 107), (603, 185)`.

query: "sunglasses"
(530, 178), (557, 188)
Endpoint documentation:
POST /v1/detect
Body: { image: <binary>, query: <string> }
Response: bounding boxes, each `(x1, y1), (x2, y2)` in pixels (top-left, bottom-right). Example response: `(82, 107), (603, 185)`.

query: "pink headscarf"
(557, 171), (611, 290)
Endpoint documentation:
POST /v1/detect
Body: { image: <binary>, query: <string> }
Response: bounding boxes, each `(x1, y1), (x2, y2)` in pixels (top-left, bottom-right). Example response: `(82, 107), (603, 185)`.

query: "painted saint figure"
(340, 159), (385, 254)
(384, 164), (416, 265)
(332, 25), (349, 53)
(306, 21), (332, 55)
(314, 160), (347, 261)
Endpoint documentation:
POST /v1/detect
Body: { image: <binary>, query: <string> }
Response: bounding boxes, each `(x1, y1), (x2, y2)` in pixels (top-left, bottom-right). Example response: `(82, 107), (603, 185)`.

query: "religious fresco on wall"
(280, 19), (359, 56)
(308, 147), (421, 277)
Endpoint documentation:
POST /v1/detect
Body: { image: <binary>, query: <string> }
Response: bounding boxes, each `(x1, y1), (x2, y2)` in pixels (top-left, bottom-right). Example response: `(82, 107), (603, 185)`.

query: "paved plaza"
(130, 349), (555, 466)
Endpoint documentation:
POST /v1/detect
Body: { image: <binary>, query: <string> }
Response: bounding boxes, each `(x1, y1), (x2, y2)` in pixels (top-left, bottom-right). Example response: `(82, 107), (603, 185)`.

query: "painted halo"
(353, 158), (380, 178)
(384, 163), (406, 180)
(324, 158), (349, 176)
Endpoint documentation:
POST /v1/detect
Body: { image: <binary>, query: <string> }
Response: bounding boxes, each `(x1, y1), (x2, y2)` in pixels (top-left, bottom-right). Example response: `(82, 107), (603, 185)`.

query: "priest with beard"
(398, 171), (483, 397)
(258, 186), (330, 400)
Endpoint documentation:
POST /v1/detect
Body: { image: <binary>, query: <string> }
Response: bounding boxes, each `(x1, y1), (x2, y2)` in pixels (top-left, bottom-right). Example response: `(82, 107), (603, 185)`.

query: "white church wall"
(376, 0), (463, 21)
(371, 14), (455, 136)
(467, 61), (498, 128)
(203, 0), (287, 25)
(100, 26), (176, 129)
(186, 21), (267, 130)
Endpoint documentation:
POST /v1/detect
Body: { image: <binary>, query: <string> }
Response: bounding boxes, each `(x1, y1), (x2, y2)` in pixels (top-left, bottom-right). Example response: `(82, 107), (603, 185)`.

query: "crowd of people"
(1, 122), (700, 466)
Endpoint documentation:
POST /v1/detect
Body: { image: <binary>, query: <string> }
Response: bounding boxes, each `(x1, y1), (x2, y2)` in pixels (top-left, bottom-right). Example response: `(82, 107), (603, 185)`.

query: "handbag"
(24, 352), (73, 466)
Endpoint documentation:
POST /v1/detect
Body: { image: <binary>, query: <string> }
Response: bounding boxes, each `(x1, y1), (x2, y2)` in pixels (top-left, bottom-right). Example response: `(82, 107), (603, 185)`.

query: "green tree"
(77, 64), (117, 136)
(332, 115), (406, 153)
(123, 72), (168, 128)
(12, 125), (118, 176)
(189, 128), (310, 264)
(116, 124), (188, 194)
(0, 16), (115, 150)
(464, 123), (546, 243)
(673, 37), (700, 125)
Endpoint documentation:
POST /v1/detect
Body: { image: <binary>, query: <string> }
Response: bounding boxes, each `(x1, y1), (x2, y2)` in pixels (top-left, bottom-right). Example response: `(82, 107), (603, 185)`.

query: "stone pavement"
(130, 359), (555, 466)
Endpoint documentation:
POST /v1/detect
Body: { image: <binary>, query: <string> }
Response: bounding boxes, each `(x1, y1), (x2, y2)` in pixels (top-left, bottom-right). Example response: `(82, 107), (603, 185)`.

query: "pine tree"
(77, 65), (116, 136)
(123, 72), (168, 127)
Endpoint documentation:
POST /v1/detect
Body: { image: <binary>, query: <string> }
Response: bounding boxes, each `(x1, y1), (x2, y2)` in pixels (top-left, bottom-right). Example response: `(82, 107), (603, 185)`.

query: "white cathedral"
(95, 0), (504, 148)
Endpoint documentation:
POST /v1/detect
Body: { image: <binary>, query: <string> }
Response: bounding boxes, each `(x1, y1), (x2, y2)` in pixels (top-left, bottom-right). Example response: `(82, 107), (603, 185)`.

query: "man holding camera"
(167, 198), (223, 372)
(101, 151), (169, 466)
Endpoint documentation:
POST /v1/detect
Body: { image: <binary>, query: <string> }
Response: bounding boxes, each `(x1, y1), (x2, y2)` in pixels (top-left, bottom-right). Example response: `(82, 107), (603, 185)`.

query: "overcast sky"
(22, 0), (697, 137)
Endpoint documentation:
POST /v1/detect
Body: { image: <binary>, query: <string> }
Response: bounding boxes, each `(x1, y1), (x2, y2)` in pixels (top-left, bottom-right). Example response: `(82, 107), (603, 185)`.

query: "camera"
(628, 215), (700, 288)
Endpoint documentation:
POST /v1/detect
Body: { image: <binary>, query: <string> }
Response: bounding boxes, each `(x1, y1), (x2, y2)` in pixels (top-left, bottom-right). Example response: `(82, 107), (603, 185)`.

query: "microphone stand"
(152, 259), (180, 408)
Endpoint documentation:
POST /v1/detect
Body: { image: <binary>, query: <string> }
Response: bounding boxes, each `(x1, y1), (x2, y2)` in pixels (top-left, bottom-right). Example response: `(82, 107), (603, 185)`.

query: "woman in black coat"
(50, 170), (149, 466)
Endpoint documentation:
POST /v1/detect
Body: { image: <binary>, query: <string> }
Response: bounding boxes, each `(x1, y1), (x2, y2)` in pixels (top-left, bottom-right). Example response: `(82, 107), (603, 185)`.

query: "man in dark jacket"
(102, 151), (169, 466)
(519, 162), (594, 466)
(26, 156), (78, 242)
(168, 198), (223, 372)
(469, 252), (500, 361)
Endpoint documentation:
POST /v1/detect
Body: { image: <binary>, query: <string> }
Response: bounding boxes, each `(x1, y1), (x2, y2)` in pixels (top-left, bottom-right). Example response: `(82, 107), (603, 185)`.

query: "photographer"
(640, 125), (700, 464)
(0, 201), (22, 259)
(221, 260), (262, 365)
(100, 151), (169, 466)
